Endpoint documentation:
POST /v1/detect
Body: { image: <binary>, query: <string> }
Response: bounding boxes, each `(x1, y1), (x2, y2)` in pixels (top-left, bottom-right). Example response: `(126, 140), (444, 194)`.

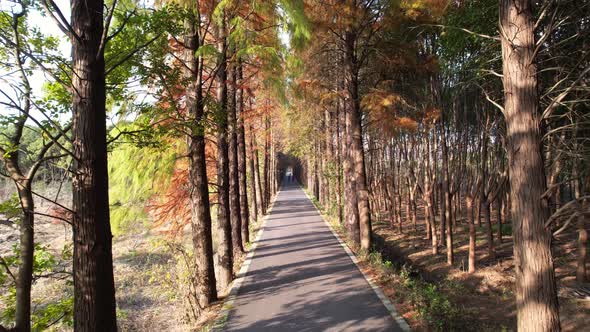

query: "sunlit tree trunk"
(500, 0), (560, 330)
(214, 13), (233, 290)
(183, 15), (217, 308)
(343, 92), (360, 247)
(344, 30), (371, 251)
(440, 115), (453, 265)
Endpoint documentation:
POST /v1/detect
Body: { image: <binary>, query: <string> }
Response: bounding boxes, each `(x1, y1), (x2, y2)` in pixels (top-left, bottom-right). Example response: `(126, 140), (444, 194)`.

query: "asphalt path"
(224, 181), (405, 331)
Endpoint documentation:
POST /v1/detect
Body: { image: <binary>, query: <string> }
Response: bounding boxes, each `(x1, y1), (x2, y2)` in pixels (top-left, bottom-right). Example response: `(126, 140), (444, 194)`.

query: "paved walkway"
(224, 182), (405, 331)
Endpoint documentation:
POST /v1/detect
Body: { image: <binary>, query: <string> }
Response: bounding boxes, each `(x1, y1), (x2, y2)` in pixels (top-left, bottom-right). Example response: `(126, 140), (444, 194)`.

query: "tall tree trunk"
(336, 97), (344, 223)
(215, 14), (233, 290)
(482, 198), (495, 260)
(252, 127), (265, 216)
(325, 109), (333, 204)
(467, 196), (476, 273)
(248, 125), (259, 223)
(343, 92), (360, 247)
(440, 118), (453, 265)
(236, 62), (250, 245)
(344, 30), (371, 251)
(313, 142), (320, 199)
(500, 1), (561, 330)
(184, 16), (217, 308)
(70, 0), (117, 328)
(425, 136), (437, 254)
(263, 114), (270, 210)
(227, 53), (244, 256)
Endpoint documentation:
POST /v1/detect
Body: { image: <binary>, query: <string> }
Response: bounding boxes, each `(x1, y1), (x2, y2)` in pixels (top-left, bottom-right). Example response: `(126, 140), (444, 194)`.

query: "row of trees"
(0, 0), (298, 330)
(287, 1), (588, 331)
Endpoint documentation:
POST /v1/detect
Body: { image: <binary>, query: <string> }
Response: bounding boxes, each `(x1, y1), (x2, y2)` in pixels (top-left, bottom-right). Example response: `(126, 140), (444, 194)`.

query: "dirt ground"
(368, 204), (590, 332)
(0, 183), (207, 331)
(0, 180), (260, 331)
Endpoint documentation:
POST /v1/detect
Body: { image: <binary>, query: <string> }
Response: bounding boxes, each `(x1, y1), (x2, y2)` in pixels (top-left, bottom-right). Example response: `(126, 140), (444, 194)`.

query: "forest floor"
(367, 205), (590, 331)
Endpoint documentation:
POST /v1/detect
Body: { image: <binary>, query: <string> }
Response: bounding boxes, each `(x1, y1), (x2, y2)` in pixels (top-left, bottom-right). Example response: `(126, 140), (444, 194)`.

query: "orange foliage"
(362, 88), (419, 135)
(148, 160), (191, 237)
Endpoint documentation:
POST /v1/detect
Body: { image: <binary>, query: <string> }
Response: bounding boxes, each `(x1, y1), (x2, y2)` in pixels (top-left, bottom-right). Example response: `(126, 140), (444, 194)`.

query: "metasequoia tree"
(182, 4), (218, 307)
(499, 0), (560, 330)
(69, 0), (118, 327)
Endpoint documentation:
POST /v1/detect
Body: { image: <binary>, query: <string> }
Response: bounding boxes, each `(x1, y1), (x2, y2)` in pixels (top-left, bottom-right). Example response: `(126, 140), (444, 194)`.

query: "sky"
(0, 0), (71, 121)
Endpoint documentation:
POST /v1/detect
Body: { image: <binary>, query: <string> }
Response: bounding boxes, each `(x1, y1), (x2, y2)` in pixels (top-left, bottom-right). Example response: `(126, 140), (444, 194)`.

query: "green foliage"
(0, 194), (22, 222)
(31, 297), (74, 331)
(0, 244), (73, 330)
(398, 264), (461, 331)
(277, 0), (311, 49)
(108, 124), (179, 235)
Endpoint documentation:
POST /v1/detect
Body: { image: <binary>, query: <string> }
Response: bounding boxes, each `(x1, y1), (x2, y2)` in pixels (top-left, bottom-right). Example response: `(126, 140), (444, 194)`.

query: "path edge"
(301, 187), (412, 332)
(210, 190), (281, 331)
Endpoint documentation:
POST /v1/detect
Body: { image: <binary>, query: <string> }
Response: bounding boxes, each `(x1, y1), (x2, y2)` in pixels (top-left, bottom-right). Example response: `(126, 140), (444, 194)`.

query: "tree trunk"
(263, 115), (271, 211)
(426, 136), (438, 254)
(500, 1), (561, 330)
(71, 0), (117, 328)
(15, 184), (33, 332)
(227, 55), (244, 257)
(440, 119), (453, 265)
(248, 126), (259, 223)
(343, 93), (360, 247)
(336, 97), (344, 223)
(252, 128), (265, 216)
(215, 15), (233, 290)
(482, 199), (495, 260)
(467, 196), (476, 273)
(184, 16), (217, 308)
(325, 109), (333, 204)
(236, 62), (250, 245)
(344, 30), (371, 251)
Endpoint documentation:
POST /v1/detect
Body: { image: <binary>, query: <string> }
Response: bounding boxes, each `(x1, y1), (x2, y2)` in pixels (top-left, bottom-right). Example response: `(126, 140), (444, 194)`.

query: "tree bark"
(343, 91), (360, 247)
(482, 199), (495, 260)
(15, 184), (33, 332)
(227, 53), (244, 256)
(467, 196), (476, 273)
(252, 126), (265, 216)
(344, 30), (371, 251)
(263, 114), (271, 211)
(500, 0), (561, 330)
(440, 117), (453, 265)
(248, 125), (259, 223)
(71, 0), (117, 328)
(236, 62), (250, 245)
(183, 16), (217, 307)
(215, 14), (233, 290)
